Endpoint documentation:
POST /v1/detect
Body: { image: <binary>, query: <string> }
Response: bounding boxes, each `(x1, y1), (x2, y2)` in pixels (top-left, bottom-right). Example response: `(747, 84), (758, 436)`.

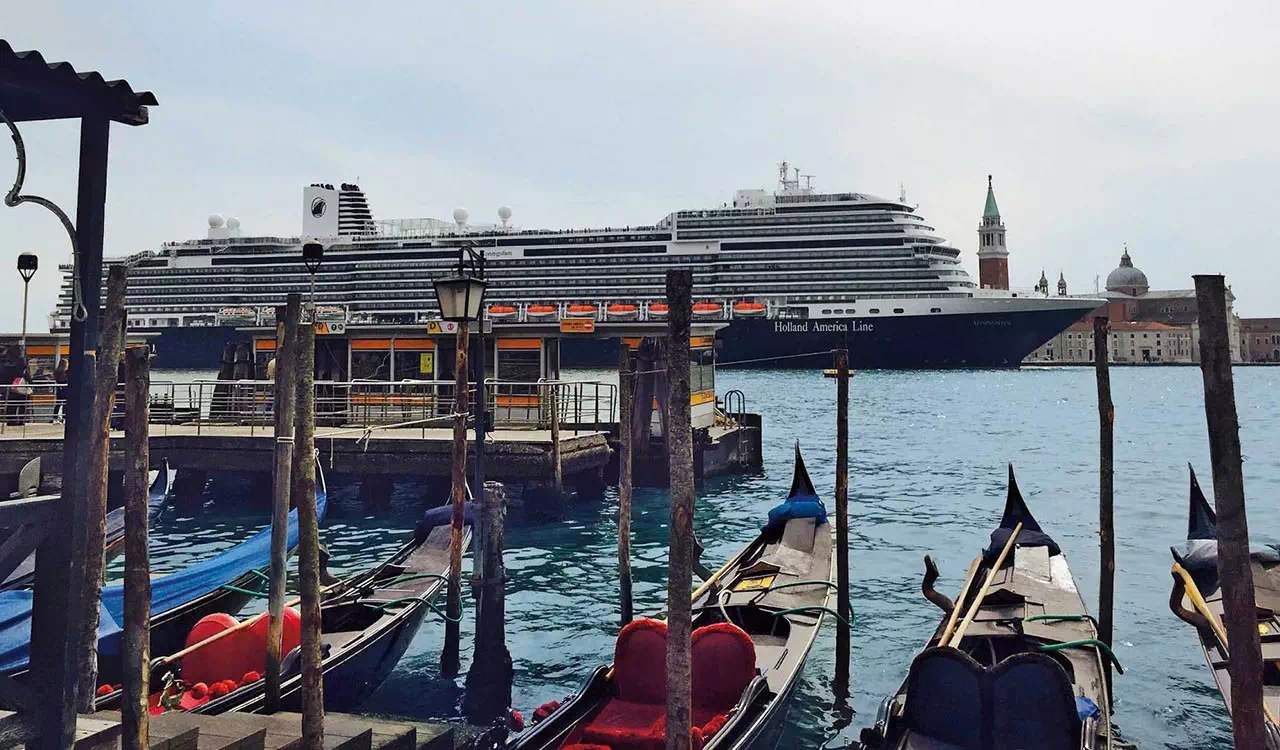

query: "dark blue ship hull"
(147, 307), (1088, 371)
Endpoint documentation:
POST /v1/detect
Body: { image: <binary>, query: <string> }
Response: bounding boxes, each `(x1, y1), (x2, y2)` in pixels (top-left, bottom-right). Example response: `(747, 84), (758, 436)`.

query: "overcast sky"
(0, 0), (1276, 330)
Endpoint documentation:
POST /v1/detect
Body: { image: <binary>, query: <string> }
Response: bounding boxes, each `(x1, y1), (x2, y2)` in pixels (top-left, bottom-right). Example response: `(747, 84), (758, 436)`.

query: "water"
(140, 366), (1280, 749)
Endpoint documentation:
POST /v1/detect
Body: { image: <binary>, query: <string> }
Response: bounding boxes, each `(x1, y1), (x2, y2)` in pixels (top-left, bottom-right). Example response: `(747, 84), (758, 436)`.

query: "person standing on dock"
(51, 358), (68, 423)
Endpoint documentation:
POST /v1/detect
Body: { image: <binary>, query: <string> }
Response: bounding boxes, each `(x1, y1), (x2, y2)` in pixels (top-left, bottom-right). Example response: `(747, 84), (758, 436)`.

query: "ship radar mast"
(776, 161), (813, 194)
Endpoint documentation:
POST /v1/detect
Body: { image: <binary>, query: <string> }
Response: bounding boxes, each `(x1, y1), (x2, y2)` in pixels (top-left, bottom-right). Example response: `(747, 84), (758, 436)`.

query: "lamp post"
(301, 241), (324, 315)
(431, 243), (487, 676)
(17, 253), (37, 358)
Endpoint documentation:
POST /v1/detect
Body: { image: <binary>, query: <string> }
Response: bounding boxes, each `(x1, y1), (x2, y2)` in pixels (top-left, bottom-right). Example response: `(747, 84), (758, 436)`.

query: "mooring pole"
(473, 323), (489, 578)
(1195, 274), (1266, 748)
(1092, 316), (1116, 697)
(266, 294), (300, 712)
(76, 264), (128, 711)
(665, 269), (695, 750)
(549, 383), (563, 497)
(121, 346), (151, 750)
(834, 348), (851, 692)
(442, 319), (470, 676)
(617, 340), (635, 626)
(463, 481), (513, 722)
(291, 320), (323, 748)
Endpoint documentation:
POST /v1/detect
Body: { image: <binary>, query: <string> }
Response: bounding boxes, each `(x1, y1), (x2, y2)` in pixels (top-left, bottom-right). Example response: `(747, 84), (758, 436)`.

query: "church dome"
(1105, 248), (1148, 295)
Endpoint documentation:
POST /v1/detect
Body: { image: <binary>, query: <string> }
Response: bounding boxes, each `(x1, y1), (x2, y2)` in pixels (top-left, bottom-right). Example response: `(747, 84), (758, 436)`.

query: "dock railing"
(0, 379), (617, 438)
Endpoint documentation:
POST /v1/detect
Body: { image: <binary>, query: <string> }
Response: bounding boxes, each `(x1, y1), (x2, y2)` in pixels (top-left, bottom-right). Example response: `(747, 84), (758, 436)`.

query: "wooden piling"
(617, 341), (634, 626)
(76, 264), (128, 712)
(549, 384), (563, 497)
(834, 349), (851, 692)
(267, 294), (300, 712)
(291, 320), (323, 748)
(463, 481), (513, 722)
(664, 269), (695, 750)
(1194, 274), (1266, 748)
(441, 319), (470, 677)
(1093, 316), (1116, 695)
(121, 346), (151, 750)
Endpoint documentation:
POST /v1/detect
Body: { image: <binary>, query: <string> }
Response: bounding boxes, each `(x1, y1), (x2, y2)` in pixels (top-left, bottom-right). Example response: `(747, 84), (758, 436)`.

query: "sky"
(0, 0), (1277, 330)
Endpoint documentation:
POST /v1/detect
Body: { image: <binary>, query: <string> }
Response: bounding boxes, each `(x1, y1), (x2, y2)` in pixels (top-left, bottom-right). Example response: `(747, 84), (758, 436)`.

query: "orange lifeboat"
(566, 304), (597, 318)
(527, 304), (558, 319)
(733, 301), (766, 317)
(692, 302), (723, 317)
(648, 302), (669, 318)
(606, 303), (639, 320)
(487, 304), (518, 319)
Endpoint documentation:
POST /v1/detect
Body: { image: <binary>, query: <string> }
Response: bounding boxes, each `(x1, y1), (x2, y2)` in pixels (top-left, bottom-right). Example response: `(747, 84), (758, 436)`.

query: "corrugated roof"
(0, 39), (156, 125)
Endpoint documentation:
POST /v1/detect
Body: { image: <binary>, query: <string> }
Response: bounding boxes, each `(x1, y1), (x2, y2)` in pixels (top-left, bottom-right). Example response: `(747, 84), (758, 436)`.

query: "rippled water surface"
(141, 366), (1280, 749)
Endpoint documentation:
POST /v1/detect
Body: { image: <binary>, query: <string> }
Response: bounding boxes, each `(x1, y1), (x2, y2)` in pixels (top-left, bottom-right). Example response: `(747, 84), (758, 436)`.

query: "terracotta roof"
(1109, 321), (1186, 332)
(0, 39), (156, 125)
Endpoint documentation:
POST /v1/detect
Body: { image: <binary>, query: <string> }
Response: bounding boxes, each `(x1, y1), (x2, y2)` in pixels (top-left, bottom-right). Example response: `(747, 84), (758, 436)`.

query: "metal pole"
(664, 269), (695, 750)
(1194, 274), (1266, 749)
(1093, 316), (1115, 699)
(20, 280), (29, 357)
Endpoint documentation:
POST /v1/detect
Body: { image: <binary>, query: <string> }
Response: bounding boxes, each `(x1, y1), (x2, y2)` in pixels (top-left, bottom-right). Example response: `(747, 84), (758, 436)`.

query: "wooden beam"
(664, 269), (695, 750)
(1093, 315), (1116, 698)
(291, 320), (323, 748)
(30, 114), (109, 750)
(834, 348), (851, 692)
(121, 346), (151, 750)
(617, 341), (634, 626)
(1194, 273), (1266, 749)
(441, 319), (470, 677)
(267, 295), (300, 712)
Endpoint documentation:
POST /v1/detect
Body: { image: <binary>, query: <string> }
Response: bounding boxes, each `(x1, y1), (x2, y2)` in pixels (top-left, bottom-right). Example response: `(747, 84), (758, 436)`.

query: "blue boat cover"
(765, 444), (828, 531)
(0, 488), (326, 675)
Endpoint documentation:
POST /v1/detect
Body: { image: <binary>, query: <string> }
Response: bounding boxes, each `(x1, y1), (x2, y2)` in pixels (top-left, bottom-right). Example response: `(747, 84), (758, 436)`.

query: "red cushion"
(182, 608), (302, 688)
(581, 699), (665, 749)
(248, 607), (302, 666)
(613, 618), (668, 705)
(690, 623), (756, 714)
(701, 713), (728, 741)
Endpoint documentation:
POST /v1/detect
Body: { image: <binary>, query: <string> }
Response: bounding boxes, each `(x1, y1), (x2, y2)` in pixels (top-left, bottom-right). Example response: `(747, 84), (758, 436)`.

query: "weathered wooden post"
(617, 340), (635, 625)
(1093, 316), (1116, 696)
(76, 264), (128, 711)
(549, 383), (563, 497)
(121, 346), (151, 750)
(267, 294), (300, 712)
(665, 269), (695, 750)
(834, 348), (851, 692)
(1194, 274), (1266, 748)
(291, 319), (323, 747)
(463, 481), (513, 722)
(442, 319), (470, 676)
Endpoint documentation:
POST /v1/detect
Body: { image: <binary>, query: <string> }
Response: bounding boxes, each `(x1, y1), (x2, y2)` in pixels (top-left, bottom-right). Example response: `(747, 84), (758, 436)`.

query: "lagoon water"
(137, 366), (1280, 748)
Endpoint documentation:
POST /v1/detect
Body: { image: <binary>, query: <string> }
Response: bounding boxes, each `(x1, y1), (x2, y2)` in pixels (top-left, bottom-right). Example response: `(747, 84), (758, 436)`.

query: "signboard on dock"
(315, 321), (346, 335)
(560, 319), (596, 334)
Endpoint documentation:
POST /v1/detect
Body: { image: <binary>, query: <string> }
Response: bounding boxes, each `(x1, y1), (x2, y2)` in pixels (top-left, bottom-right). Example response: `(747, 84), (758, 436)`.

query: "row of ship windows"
(675, 225), (910, 240)
(820, 307), (946, 315)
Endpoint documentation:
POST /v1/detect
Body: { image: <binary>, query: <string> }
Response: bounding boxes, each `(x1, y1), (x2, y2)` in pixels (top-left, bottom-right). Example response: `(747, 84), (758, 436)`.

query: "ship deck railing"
(0, 379), (618, 438)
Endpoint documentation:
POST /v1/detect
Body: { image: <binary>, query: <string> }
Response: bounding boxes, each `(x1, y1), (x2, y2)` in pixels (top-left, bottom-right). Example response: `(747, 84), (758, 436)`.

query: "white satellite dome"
(208, 214), (225, 228)
(453, 207), (470, 226)
(497, 206), (512, 221)
(225, 216), (241, 230)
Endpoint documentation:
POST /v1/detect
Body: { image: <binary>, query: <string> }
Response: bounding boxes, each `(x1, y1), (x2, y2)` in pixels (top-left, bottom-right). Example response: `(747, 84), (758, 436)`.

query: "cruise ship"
(51, 165), (1100, 369)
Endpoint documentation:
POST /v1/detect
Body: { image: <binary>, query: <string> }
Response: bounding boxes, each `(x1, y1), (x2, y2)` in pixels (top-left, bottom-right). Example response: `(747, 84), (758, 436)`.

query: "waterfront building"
(1240, 318), (1280, 362)
(1025, 248), (1241, 364)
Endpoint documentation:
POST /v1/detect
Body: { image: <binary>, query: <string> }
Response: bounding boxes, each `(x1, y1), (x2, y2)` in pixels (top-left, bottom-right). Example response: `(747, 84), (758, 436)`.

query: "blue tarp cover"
(766, 493), (828, 530)
(0, 489), (326, 674)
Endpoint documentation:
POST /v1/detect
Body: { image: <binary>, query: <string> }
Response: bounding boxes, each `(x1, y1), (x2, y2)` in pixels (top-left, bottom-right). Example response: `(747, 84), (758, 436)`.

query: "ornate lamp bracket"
(0, 109), (85, 321)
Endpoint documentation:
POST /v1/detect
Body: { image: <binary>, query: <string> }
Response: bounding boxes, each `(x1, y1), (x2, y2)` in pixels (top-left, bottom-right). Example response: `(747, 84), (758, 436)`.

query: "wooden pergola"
(0, 39), (155, 749)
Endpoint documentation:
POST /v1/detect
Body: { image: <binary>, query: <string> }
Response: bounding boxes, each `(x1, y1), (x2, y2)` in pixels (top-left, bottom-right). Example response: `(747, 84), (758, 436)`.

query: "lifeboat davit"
(606, 303), (639, 320)
(733, 301), (767, 317)
(566, 304), (597, 318)
(527, 304), (559, 319)
(648, 303), (669, 319)
(692, 302), (723, 317)
(487, 304), (518, 319)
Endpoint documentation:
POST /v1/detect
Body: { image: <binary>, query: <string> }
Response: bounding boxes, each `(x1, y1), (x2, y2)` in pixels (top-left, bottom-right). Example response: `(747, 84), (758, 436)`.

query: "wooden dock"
(0, 709), (454, 750)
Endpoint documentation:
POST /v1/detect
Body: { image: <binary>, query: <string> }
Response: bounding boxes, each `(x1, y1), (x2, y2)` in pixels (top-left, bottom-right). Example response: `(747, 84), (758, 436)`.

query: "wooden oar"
(946, 522), (1022, 649)
(1172, 562), (1280, 727)
(938, 557), (982, 646)
(154, 575), (358, 667)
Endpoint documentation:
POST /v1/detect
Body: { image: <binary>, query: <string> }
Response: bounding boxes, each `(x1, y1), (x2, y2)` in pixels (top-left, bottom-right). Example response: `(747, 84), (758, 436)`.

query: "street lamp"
(302, 240), (324, 313)
(431, 260), (487, 322)
(17, 253), (37, 356)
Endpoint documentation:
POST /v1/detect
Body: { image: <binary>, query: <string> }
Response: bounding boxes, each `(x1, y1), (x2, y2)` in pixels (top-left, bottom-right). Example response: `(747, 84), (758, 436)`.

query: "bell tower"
(977, 175), (1009, 290)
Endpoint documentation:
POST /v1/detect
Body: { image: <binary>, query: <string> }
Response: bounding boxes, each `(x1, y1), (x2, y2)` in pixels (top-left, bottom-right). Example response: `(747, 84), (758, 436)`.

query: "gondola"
(509, 444), (834, 750)
(103, 506), (468, 715)
(1169, 466), (1280, 748)
(0, 459), (174, 592)
(0, 464), (328, 689)
(860, 466), (1119, 750)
